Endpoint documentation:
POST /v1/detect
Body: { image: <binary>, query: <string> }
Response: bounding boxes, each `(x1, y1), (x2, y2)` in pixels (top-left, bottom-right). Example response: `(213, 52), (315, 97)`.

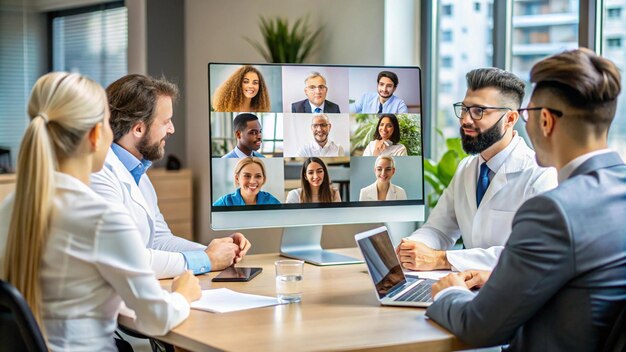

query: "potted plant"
(244, 15), (323, 63)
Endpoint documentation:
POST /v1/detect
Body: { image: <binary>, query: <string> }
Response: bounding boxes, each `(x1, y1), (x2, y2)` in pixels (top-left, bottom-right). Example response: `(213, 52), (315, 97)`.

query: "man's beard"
(460, 116), (505, 155)
(137, 133), (169, 161)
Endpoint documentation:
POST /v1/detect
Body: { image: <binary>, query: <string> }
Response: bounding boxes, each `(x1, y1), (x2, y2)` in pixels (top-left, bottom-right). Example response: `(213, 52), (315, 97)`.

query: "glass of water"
(275, 259), (304, 303)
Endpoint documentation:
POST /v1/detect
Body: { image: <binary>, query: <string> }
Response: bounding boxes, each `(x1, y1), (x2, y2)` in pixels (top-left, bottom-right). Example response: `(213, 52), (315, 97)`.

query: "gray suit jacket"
(291, 99), (340, 113)
(426, 152), (626, 351)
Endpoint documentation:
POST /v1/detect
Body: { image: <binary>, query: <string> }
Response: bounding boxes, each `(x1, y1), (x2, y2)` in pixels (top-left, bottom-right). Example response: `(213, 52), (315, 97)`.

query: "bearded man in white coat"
(396, 68), (557, 272)
(91, 74), (251, 279)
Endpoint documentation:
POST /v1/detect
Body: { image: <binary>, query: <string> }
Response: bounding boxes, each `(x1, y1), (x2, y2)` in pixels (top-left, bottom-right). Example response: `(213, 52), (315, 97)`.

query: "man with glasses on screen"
(291, 72), (341, 113)
(296, 114), (344, 157)
(91, 74), (251, 279)
(396, 68), (557, 272)
(426, 48), (626, 352)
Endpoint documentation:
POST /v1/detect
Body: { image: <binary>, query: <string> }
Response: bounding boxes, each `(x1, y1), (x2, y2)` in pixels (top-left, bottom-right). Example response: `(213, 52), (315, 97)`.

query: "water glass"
(275, 259), (304, 303)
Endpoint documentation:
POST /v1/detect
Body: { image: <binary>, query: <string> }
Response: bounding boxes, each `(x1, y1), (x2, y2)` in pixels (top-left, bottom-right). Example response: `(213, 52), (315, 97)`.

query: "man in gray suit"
(426, 48), (626, 351)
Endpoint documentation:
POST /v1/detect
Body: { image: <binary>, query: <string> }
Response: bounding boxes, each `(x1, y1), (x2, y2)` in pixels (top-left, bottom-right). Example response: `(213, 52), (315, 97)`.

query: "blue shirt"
(221, 146), (265, 159)
(110, 143), (211, 275)
(350, 92), (408, 114)
(111, 143), (152, 185)
(213, 189), (281, 206)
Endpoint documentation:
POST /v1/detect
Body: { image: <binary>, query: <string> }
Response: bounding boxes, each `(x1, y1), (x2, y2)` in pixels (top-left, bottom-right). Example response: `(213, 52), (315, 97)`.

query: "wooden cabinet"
(147, 168), (194, 241)
(0, 174), (16, 202)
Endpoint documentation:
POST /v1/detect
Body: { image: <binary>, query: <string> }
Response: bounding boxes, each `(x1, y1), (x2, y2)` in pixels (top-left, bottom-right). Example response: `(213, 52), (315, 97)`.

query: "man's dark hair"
(106, 74), (179, 141)
(530, 48), (621, 133)
(233, 113), (259, 133)
(377, 71), (399, 87)
(466, 68), (525, 108)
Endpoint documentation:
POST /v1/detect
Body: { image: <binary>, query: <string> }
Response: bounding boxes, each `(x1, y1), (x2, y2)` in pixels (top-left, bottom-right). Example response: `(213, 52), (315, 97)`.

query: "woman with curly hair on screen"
(212, 65), (271, 112)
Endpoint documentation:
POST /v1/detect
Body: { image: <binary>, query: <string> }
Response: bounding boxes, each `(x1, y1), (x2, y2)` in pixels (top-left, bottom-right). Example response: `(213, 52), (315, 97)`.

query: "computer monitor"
(208, 63), (424, 265)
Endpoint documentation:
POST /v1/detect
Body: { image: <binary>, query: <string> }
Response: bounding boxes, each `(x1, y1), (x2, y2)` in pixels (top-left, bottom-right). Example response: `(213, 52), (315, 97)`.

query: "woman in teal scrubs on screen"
(213, 157), (281, 206)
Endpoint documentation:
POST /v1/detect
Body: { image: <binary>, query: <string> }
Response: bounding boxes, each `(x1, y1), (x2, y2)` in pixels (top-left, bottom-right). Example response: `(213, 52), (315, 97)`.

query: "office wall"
(185, 0), (388, 253)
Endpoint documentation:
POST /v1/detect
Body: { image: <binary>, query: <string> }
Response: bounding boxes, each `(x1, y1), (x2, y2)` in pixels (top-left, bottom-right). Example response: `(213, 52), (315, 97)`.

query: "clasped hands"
(204, 232), (251, 271)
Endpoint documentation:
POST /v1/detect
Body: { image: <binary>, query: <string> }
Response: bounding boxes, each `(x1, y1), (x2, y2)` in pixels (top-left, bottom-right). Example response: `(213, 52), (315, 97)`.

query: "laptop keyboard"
(395, 279), (436, 303)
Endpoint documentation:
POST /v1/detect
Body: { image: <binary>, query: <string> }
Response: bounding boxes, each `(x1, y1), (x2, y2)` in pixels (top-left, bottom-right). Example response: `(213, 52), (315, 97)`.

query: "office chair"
(605, 304), (626, 352)
(0, 280), (47, 352)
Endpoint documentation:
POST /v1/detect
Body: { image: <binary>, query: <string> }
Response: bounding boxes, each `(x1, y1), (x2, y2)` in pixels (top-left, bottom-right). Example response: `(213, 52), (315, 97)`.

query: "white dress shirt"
(285, 187), (341, 203)
(296, 140), (344, 157)
(362, 140), (408, 156)
(359, 182), (407, 201)
(0, 172), (189, 351)
(404, 134), (558, 271)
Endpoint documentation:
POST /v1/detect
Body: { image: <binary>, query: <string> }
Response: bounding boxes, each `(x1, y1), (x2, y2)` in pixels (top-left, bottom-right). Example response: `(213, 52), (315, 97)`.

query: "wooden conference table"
(118, 248), (466, 352)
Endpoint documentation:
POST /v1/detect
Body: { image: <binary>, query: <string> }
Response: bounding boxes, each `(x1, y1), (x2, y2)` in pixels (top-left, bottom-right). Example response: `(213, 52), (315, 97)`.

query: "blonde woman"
(0, 72), (200, 351)
(213, 157), (281, 205)
(212, 65), (271, 112)
(359, 155), (407, 201)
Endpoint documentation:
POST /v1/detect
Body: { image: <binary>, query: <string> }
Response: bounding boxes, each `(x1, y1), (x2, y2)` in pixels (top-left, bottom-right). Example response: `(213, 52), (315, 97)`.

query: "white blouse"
(285, 187), (342, 203)
(0, 172), (189, 351)
(362, 140), (408, 156)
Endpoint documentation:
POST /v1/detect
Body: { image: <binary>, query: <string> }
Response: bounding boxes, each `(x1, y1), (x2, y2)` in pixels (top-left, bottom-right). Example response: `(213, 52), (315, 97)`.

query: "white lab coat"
(91, 149), (206, 279)
(0, 172), (189, 351)
(405, 136), (557, 271)
(359, 182), (407, 201)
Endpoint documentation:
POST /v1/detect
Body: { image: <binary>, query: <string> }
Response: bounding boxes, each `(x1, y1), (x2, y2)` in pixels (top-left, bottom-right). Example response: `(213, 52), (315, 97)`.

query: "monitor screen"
(208, 63), (425, 233)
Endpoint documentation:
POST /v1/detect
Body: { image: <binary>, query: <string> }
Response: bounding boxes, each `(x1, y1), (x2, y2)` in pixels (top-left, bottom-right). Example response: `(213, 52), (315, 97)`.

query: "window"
(603, 1), (626, 160)
(50, 2), (127, 87)
(434, 0), (493, 149)
(474, 2), (481, 12)
(512, 0), (579, 105)
(607, 7), (622, 19)
(607, 37), (623, 49)
(442, 30), (453, 42)
(442, 4), (453, 16)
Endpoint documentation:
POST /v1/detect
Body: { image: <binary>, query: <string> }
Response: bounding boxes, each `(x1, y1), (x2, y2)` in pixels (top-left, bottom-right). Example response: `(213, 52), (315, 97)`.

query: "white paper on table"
(404, 270), (452, 281)
(190, 288), (281, 313)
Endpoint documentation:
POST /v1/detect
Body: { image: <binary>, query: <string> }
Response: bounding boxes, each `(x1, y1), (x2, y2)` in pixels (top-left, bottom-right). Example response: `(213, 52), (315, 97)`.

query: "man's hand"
(463, 270), (491, 289)
(431, 272), (468, 298)
(204, 237), (238, 271)
(396, 239), (451, 271)
(230, 232), (251, 263)
(171, 270), (201, 303)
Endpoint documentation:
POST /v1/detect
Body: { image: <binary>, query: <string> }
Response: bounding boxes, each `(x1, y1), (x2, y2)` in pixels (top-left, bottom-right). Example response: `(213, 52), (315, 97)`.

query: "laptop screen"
(357, 229), (406, 299)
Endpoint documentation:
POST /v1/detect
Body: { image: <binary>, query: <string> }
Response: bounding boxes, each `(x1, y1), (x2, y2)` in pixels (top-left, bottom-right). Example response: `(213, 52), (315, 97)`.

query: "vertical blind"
(52, 4), (127, 88)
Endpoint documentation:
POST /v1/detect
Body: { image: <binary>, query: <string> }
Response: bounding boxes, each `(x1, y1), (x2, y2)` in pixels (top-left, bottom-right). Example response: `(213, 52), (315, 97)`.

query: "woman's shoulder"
(259, 191), (281, 204)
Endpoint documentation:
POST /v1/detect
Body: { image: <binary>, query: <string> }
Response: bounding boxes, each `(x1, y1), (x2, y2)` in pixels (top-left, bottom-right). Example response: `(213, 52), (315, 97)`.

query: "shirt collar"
(558, 149), (612, 183)
(309, 100), (325, 112)
(111, 143), (152, 185)
(479, 132), (520, 175)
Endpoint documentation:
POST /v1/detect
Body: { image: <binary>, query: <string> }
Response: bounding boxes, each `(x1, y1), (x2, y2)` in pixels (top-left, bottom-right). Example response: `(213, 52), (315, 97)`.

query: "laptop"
(355, 226), (436, 307)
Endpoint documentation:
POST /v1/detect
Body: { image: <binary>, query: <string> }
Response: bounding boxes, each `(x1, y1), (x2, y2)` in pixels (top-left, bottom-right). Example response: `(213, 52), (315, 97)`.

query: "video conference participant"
(397, 68), (557, 273)
(212, 65), (270, 112)
(214, 157), (281, 206)
(0, 72), (201, 351)
(362, 114), (408, 156)
(92, 74), (250, 279)
(296, 114), (344, 157)
(286, 157), (341, 203)
(359, 155), (407, 201)
(223, 113), (265, 158)
(291, 72), (340, 113)
(350, 71), (408, 114)
(427, 48), (626, 352)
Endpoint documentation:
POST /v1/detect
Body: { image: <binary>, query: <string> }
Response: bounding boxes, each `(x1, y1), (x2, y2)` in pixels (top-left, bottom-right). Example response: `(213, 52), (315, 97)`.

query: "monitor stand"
(279, 225), (364, 266)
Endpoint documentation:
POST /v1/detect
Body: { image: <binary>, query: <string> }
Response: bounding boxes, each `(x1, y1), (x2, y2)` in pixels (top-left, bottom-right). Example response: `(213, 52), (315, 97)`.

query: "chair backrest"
(605, 303), (626, 352)
(0, 280), (47, 352)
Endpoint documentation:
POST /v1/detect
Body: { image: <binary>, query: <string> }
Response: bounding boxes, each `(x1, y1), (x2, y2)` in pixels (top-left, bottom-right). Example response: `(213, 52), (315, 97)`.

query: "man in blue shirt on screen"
(222, 113), (265, 158)
(350, 71), (408, 114)
(91, 74), (251, 279)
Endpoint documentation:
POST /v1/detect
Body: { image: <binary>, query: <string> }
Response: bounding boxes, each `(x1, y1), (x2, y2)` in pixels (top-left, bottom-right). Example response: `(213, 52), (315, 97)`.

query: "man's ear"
(88, 123), (103, 151)
(505, 110), (519, 128)
(235, 130), (242, 140)
(540, 108), (556, 137)
(131, 122), (146, 138)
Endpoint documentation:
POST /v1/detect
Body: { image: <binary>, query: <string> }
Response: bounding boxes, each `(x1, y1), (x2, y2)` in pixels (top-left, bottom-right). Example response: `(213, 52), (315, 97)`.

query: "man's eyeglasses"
(517, 107), (563, 122)
(311, 123), (330, 129)
(306, 85), (327, 91)
(453, 102), (511, 120)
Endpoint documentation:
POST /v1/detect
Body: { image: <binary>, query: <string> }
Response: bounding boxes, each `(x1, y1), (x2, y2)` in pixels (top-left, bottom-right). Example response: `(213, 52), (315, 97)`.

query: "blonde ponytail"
(3, 72), (106, 335)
